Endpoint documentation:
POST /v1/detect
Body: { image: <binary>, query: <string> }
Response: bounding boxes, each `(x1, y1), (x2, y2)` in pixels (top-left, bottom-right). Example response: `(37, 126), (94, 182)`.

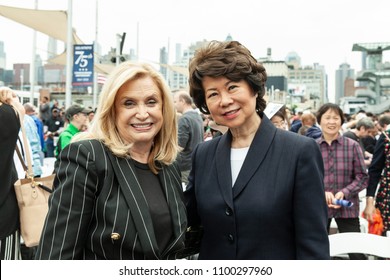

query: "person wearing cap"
(44, 107), (64, 157)
(55, 104), (91, 159)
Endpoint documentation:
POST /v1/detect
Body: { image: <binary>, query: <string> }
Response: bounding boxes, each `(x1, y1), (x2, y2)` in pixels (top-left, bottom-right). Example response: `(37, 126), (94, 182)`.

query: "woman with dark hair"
(185, 41), (329, 260)
(270, 105), (288, 130)
(316, 103), (368, 259)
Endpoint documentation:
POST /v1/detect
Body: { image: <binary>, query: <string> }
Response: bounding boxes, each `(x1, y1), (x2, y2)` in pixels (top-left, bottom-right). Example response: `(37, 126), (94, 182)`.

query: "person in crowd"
(24, 103), (45, 163)
(35, 61), (187, 260)
(44, 107), (64, 157)
(374, 114), (390, 139)
(305, 125), (322, 139)
(300, 111), (322, 139)
(270, 105), (288, 130)
(13, 104), (42, 260)
(363, 119), (390, 236)
(87, 107), (95, 123)
(53, 104), (91, 172)
(20, 109), (43, 177)
(341, 110), (367, 133)
(342, 117), (375, 166)
(201, 113), (213, 140)
(185, 40), (329, 260)
(284, 107), (292, 130)
(295, 111), (322, 139)
(50, 99), (60, 113)
(0, 87), (24, 260)
(297, 125), (311, 136)
(39, 96), (50, 125)
(55, 104), (91, 156)
(316, 103), (368, 260)
(289, 110), (303, 132)
(301, 111), (316, 127)
(173, 91), (204, 186)
(208, 120), (228, 138)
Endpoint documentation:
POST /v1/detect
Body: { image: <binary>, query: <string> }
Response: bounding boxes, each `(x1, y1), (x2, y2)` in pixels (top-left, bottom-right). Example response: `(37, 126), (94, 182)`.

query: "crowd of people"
(1, 40), (389, 260)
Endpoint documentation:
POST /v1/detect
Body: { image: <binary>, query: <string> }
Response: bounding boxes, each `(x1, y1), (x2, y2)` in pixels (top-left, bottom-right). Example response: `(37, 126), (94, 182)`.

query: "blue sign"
(72, 44), (94, 86)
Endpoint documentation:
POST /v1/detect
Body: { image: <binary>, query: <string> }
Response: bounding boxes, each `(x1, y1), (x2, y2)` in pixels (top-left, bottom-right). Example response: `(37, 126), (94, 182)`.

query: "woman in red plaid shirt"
(316, 103), (368, 260)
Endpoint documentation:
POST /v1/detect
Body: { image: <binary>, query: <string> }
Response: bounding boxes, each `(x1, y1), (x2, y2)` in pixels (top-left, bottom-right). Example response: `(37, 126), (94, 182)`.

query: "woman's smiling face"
(202, 76), (258, 130)
(114, 76), (163, 147)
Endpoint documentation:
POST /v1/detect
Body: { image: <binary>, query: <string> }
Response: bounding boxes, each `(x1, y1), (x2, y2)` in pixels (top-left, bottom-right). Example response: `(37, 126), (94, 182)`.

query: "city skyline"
(1, 0), (390, 101)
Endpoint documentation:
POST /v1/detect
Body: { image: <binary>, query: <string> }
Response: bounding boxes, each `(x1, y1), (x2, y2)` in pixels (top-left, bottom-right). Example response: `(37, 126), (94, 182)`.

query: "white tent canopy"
(0, 4), (84, 44)
(0, 4), (188, 77)
(0, 4), (112, 73)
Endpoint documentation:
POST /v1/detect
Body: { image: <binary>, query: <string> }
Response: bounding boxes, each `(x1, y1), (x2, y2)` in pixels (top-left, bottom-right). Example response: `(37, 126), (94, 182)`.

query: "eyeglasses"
(272, 120), (286, 129)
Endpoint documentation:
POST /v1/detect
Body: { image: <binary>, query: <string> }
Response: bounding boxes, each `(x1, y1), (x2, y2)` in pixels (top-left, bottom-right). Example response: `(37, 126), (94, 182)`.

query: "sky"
(1, 0), (390, 101)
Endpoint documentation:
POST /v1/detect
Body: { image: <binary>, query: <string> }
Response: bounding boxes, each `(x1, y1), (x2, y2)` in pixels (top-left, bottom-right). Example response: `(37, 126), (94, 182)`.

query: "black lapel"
(106, 151), (160, 259)
(215, 132), (234, 208)
(232, 115), (277, 198)
(157, 165), (187, 257)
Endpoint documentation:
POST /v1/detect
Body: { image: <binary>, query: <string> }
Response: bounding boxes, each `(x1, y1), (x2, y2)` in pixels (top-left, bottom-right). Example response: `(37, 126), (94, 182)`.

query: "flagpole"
(136, 22), (139, 61)
(30, 0), (38, 103)
(93, 0), (98, 109)
(65, 0), (73, 108)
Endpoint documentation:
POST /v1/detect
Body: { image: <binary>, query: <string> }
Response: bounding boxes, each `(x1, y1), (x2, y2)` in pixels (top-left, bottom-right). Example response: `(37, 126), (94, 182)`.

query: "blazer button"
(228, 234), (234, 243)
(225, 207), (233, 216)
(111, 232), (121, 241)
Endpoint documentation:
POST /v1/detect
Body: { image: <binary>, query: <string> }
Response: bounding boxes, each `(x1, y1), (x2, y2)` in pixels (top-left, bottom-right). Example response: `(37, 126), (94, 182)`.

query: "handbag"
(184, 225), (203, 255)
(14, 124), (55, 247)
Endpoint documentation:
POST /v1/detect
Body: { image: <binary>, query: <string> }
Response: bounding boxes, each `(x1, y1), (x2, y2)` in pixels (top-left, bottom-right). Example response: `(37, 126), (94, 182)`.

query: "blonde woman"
(36, 62), (187, 259)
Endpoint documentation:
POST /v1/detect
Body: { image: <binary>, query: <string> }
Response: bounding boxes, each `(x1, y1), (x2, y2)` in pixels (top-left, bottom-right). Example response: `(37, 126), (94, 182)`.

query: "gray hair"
(356, 117), (375, 130)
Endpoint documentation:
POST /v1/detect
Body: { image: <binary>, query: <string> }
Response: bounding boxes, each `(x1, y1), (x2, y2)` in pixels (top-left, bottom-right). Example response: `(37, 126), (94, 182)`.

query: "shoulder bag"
(14, 123), (55, 247)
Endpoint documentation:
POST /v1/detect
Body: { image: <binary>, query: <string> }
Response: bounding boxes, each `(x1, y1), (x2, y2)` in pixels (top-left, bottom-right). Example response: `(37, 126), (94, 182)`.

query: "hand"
(325, 191), (341, 209)
(0, 86), (16, 104)
(362, 198), (376, 223)
(0, 87), (25, 119)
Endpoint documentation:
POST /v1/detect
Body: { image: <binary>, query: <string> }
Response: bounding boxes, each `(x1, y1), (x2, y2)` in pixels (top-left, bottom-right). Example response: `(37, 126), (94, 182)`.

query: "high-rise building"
(288, 63), (327, 110)
(175, 43), (182, 64)
(262, 61), (289, 103)
(159, 47), (168, 82)
(285, 52), (301, 70)
(47, 37), (58, 60)
(13, 63), (30, 90)
(335, 63), (355, 104)
(169, 40), (208, 90)
(0, 41), (6, 69)
(35, 54), (44, 85)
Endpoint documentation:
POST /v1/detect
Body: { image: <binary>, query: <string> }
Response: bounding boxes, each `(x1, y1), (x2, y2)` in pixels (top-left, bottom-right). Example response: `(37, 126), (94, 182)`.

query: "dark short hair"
(316, 103), (345, 124)
(378, 115), (390, 128)
(188, 40), (267, 115)
(65, 104), (92, 121)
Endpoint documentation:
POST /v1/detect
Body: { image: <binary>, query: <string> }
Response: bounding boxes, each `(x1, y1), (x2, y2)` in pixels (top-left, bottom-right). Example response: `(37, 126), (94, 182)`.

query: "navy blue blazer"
(185, 115), (330, 259)
(36, 139), (187, 259)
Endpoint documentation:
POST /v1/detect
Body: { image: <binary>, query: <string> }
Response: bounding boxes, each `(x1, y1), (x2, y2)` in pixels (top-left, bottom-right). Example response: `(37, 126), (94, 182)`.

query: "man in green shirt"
(53, 104), (91, 171)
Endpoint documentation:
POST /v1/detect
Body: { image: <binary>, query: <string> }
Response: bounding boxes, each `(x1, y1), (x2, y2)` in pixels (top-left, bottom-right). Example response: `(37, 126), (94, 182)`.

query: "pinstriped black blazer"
(35, 139), (187, 260)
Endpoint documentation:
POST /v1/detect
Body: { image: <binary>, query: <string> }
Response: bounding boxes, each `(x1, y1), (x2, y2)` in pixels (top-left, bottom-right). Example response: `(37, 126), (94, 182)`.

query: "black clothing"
(45, 116), (63, 135)
(0, 103), (20, 239)
(133, 160), (173, 252)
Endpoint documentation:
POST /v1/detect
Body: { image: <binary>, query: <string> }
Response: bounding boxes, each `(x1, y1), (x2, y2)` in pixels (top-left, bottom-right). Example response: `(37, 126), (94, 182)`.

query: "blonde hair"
(75, 61), (178, 173)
